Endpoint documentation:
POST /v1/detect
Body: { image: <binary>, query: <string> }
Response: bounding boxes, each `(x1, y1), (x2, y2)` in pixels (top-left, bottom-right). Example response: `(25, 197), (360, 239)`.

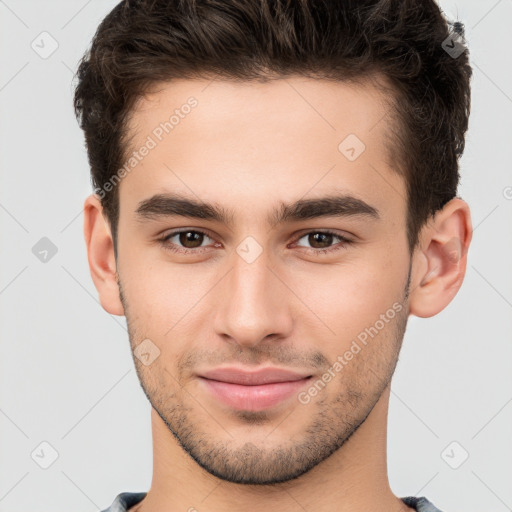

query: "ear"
(408, 198), (473, 318)
(83, 194), (125, 316)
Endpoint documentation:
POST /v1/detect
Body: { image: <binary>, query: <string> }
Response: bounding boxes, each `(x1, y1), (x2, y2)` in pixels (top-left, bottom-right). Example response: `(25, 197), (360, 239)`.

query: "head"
(76, 0), (472, 485)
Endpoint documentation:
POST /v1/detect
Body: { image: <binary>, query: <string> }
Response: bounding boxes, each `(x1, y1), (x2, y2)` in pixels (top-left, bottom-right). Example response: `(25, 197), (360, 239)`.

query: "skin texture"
(83, 76), (472, 512)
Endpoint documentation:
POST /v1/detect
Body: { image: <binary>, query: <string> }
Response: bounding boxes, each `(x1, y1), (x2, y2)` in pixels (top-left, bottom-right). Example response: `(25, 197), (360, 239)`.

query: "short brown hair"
(73, 0), (472, 257)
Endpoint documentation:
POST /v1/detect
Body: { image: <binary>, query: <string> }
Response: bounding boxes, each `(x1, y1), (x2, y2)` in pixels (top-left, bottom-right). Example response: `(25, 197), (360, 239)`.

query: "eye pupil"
(309, 232), (333, 249)
(180, 231), (203, 248)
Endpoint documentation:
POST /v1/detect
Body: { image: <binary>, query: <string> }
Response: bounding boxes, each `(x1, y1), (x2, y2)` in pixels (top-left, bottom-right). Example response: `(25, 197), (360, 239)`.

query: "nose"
(213, 249), (293, 348)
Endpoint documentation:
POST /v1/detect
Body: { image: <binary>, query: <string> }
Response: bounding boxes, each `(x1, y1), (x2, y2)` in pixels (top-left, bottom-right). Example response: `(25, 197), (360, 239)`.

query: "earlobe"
(83, 194), (125, 316)
(408, 198), (473, 318)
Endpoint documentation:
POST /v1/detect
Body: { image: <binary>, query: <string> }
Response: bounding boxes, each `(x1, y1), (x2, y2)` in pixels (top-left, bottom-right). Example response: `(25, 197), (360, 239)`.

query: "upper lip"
(199, 367), (312, 385)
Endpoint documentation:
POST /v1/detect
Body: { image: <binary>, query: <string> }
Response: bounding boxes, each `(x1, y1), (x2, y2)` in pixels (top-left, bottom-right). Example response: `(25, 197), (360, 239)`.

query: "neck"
(136, 384), (411, 512)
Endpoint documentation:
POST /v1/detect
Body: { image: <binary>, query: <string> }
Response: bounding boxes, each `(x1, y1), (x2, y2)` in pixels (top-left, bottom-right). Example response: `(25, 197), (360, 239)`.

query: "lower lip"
(199, 377), (312, 411)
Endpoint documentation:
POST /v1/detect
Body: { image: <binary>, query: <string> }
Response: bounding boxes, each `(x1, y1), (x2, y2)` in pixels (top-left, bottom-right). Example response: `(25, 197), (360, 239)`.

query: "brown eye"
(294, 230), (353, 256)
(160, 229), (215, 254)
(176, 231), (204, 249)
(307, 232), (334, 249)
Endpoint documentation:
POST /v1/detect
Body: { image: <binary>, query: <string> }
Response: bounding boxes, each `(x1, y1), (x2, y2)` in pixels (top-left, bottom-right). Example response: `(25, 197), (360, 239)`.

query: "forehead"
(119, 76), (406, 224)
(127, 75), (395, 149)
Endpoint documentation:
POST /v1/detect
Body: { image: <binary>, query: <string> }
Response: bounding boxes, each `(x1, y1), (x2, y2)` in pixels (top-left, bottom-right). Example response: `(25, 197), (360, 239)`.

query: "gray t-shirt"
(101, 492), (445, 512)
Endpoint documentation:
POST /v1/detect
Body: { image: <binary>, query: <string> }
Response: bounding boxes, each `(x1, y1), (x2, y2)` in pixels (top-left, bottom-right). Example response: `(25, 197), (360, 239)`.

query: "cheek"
(121, 233), (407, 344)
(287, 250), (406, 347)
(122, 257), (217, 341)
(121, 240), (187, 302)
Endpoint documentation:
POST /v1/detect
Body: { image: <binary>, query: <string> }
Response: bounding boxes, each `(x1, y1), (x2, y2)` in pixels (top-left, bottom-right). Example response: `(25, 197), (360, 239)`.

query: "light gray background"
(0, 1), (511, 511)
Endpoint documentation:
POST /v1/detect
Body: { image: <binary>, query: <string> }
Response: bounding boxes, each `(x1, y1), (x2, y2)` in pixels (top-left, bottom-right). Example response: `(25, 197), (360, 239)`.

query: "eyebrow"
(135, 192), (381, 227)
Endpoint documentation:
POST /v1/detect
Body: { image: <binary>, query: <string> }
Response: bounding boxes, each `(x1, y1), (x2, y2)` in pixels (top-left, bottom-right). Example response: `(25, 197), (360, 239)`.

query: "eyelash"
(157, 229), (354, 256)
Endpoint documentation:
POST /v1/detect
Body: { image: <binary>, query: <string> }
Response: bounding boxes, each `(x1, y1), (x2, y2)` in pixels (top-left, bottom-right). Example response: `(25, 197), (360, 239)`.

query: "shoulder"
(100, 491), (147, 512)
(401, 495), (446, 512)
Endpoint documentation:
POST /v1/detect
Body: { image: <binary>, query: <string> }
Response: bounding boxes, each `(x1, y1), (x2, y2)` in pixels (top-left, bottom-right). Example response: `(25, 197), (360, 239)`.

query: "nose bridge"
(213, 245), (292, 346)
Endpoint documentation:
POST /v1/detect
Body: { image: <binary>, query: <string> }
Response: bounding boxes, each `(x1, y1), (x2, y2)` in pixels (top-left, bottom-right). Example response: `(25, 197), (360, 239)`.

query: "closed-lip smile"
(197, 366), (313, 411)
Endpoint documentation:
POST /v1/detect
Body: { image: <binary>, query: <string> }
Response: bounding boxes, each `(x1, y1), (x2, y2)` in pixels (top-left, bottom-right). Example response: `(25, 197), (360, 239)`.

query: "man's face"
(115, 76), (412, 484)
